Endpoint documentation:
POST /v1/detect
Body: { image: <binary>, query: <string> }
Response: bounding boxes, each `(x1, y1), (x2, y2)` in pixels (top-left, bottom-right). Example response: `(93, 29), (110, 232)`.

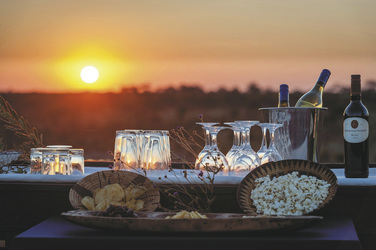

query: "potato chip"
(82, 182), (149, 212)
(95, 199), (109, 211)
(108, 200), (127, 207)
(104, 183), (125, 202)
(81, 196), (95, 210)
(94, 188), (107, 205)
(133, 200), (144, 210)
(124, 184), (147, 202)
(125, 199), (144, 211)
(165, 210), (208, 219)
(125, 198), (135, 207)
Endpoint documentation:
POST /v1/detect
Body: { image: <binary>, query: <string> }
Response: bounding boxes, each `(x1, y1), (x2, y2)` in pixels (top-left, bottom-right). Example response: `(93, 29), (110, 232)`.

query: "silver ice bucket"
(259, 107), (326, 162)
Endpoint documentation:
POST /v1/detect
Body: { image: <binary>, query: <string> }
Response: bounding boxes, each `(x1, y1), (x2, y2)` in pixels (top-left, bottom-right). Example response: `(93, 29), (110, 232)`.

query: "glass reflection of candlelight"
(152, 161), (162, 170)
(34, 147), (81, 175)
(124, 159), (137, 169)
(145, 157), (162, 170)
(54, 154), (60, 174)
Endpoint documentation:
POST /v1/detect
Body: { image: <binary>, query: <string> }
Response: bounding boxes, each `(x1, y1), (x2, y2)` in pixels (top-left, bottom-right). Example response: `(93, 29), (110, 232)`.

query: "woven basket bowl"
(69, 170), (160, 211)
(237, 159), (338, 215)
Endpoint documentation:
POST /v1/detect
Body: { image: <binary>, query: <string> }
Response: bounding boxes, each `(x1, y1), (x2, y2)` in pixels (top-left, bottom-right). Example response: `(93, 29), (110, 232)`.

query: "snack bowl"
(69, 170), (160, 211)
(237, 159), (338, 215)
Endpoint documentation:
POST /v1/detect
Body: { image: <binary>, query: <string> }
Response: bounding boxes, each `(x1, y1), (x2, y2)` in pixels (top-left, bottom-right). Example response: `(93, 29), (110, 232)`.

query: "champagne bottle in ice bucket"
(295, 69), (331, 108)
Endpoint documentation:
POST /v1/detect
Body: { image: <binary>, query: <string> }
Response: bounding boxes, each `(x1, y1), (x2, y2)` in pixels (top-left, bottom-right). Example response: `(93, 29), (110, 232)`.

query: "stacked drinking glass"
(113, 129), (171, 173)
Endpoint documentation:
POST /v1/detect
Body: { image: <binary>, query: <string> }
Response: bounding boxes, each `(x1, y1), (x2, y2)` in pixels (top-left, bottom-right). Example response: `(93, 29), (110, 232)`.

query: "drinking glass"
(141, 130), (170, 172)
(120, 134), (139, 170)
(230, 121), (260, 173)
(70, 149), (85, 175)
(113, 130), (143, 170)
(224, 122), (242, 170)
(46, 146), (83, 175)
(257, 123), (269, 159)
(261, 123), (284, 164)
(30, 147), (83, 175)
(30, 148), (43, 174)
(161, 130), (171, 169)
(195, 122), (219, 167)
(41, 148), (71, 175)
(195, 126), (229, 173)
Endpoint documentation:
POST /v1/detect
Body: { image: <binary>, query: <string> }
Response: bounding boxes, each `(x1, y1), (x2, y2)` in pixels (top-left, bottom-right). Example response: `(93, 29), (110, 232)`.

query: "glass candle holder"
(30, 148), (43, 174)
(70, 149), (84, 175)
(41, 148), (71, 175)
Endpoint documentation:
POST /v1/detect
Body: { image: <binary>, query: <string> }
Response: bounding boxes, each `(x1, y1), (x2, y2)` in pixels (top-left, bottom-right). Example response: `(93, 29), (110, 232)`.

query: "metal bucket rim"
(259, 107), (328, 111)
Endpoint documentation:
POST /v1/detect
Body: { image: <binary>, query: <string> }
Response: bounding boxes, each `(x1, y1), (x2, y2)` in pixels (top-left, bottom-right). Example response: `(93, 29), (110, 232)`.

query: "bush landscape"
(1, 82), (376, 163)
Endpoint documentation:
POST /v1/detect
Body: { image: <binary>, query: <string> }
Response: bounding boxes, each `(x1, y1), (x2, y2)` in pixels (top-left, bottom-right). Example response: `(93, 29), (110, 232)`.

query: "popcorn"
(250, 171), (330, 215)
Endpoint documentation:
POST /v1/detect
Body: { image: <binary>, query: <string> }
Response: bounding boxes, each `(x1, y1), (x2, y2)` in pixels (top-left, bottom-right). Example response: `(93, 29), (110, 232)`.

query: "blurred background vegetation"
(1, 81), (376, 163)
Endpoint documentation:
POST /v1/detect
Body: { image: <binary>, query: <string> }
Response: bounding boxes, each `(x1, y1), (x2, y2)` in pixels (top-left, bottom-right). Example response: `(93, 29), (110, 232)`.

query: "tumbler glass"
(30, 148), (43, 174)
(70, 148), (85, 175)
(113, 129), (143, 170)
(41, 148), (71, 175)
(141, 130), (171, 172)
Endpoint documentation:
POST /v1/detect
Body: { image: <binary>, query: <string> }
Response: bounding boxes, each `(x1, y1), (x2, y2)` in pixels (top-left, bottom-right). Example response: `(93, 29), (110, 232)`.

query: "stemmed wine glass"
(257, 123), (269, 159)
(224, 122), (242, 170)
(230, 120), (260, 174)
(195, 126), (229, 173)
(261, 123), (284, 164)
(195, 122), (219, 166)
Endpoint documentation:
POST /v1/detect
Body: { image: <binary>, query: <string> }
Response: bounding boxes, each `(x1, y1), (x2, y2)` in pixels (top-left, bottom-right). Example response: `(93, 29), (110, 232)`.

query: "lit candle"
(54, 154), (60, 174)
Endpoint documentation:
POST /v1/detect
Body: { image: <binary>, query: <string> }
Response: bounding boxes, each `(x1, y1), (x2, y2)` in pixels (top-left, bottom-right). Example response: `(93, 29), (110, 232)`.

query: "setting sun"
(81, 66), (99, 84)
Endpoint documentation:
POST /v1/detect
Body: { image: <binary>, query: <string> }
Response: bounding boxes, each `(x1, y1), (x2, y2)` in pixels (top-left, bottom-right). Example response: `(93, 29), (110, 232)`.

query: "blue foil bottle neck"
(279, 84), (289, 100)
(317, 69), (331, 87)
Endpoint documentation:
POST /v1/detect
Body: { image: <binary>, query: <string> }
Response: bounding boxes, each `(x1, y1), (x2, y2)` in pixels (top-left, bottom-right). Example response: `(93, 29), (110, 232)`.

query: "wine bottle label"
(344, 118), (369, 143)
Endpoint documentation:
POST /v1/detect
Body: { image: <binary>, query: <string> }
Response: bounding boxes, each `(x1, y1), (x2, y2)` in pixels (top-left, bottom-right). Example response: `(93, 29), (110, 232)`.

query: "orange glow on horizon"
(47, 44), (135, 92)
(1, 1), (376, 93)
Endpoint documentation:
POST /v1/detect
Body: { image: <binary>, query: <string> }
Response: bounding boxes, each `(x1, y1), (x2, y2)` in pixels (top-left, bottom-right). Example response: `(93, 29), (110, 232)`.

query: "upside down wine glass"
(257, 123), (269, 159)
(224, 122), (242, 169)
(261, 123), (284, 164)
(231, 121), (260, 173)
(195, 126), (229, 173)
(195, 122), (219, 169)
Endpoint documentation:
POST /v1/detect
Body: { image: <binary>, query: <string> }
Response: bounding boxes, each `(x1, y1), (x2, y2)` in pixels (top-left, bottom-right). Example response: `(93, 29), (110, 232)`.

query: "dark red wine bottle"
(343, 74), (369, 178)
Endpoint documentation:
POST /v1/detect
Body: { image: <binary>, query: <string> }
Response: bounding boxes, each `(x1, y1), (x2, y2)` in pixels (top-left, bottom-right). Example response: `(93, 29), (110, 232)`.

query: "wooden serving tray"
(61, 210), (322, 233)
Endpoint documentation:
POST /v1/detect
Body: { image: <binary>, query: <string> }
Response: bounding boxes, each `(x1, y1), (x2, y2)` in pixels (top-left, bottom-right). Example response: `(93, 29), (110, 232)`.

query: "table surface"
(10, 216), (362, 250)
(2, 166), (376, 187)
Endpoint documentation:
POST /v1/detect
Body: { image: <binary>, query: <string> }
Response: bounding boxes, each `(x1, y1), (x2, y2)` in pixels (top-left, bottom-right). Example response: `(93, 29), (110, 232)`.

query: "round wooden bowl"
(237, 160), (338, 215)
(69, 170), (160, 211)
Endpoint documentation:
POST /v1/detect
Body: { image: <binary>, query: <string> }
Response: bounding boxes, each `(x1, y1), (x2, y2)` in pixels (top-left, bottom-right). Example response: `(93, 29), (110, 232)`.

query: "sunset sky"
(1, 0), (376, 93)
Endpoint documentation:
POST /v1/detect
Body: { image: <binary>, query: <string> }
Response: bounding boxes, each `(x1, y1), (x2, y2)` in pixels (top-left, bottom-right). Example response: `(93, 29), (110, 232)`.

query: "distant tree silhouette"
(1, 82), (376, 163)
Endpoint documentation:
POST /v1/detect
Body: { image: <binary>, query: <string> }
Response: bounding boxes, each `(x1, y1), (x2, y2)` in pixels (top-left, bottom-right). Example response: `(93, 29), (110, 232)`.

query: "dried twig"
(0, 95), (44, 157)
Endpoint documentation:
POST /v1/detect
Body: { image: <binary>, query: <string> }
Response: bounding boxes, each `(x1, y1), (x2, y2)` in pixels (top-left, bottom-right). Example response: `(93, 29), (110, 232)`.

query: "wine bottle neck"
(278, 84), (289, 107)
(317, 69), (331, 88)
(350, 75), (361, 101)
(316, 80), (326, 88)
(351, 94), (361, 101)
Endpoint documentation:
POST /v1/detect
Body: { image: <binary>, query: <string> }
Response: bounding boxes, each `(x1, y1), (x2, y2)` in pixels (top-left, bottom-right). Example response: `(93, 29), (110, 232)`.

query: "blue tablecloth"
(10, 216), (362, 250)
